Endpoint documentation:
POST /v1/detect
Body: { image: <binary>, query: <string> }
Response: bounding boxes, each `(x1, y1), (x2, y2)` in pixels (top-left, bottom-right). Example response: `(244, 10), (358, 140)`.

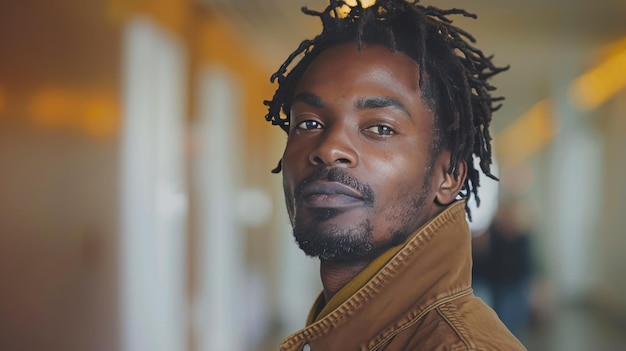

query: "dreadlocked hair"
(263, 0), (509, 219)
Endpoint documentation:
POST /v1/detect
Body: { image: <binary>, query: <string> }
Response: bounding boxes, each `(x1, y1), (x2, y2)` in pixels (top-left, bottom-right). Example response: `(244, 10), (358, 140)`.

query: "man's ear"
(435, 156), (467, 206)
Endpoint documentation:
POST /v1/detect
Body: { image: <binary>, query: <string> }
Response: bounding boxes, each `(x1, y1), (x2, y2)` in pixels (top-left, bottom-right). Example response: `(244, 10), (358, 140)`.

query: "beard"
(293, 217), (374, 262)
(286, 166), (434, 263)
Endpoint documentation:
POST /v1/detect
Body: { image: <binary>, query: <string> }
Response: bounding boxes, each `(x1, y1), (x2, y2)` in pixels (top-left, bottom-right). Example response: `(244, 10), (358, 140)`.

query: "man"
(265, 1), (525, 349)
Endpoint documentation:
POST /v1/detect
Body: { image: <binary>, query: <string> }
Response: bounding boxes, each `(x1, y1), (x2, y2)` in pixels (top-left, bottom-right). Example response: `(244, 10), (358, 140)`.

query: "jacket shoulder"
(383, 296), (526, 350)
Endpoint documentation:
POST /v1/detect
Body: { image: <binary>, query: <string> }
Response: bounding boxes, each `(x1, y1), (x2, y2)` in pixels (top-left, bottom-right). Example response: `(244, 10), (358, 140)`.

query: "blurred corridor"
(0, 1), (625, 350)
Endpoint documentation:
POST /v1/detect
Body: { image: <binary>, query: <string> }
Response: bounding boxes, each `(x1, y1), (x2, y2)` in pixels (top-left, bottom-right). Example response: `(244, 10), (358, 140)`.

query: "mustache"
(294, 168), (375, 204)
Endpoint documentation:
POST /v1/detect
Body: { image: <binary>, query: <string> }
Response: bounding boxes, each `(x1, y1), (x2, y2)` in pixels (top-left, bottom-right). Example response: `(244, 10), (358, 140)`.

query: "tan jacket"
(280, 201), (526, 351)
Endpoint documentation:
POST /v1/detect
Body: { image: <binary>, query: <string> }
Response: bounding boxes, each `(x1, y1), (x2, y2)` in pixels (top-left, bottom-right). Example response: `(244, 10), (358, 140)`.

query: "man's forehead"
(296, 42), (421, 83)
(290, 43), (423, 103)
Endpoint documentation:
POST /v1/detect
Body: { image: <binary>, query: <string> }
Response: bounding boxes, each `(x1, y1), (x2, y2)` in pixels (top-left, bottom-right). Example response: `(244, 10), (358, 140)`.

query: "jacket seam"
(436, 305), (474, 350)
(369, 287), (473, 351)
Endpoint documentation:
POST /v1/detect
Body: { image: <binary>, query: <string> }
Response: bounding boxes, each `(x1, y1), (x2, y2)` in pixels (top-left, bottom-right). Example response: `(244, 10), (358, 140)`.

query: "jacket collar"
(281, 200), (473, 350)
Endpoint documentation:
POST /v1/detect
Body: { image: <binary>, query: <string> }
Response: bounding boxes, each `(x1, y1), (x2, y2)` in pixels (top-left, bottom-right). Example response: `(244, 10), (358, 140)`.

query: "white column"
(120, 17), (188, 351)
(546, 63), (602, 302)
(193, 67), (245, 351)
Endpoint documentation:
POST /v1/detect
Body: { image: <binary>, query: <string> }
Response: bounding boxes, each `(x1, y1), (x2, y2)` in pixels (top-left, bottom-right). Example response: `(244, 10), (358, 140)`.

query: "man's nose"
(308, 125), (358, 167)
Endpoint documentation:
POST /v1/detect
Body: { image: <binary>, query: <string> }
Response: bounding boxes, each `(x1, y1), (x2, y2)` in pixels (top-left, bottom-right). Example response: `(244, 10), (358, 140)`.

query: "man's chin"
(292, 218), (374, 262)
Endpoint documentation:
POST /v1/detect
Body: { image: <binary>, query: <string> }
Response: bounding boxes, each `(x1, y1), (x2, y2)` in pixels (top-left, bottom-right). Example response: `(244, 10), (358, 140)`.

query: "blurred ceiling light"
(29, 88), (118, 138)
(82, 94), (119, 138)
(568, 45), (626, 111)
(495, 99), (557, 167)
(344, 0), (377, 6)
(495, 38), (626, 169)
(29, 88), (76, 128)
(0, 87), (6, 114)
(334, 0), (377, 18)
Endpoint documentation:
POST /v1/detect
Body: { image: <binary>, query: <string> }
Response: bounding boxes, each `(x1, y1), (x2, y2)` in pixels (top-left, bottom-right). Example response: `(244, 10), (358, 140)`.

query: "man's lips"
(299, 181), (365, 208)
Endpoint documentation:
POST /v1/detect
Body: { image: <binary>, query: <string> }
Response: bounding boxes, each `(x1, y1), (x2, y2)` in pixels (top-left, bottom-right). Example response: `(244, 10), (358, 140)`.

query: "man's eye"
(297, 120), (323, 130)
(366, 125), (395, 136)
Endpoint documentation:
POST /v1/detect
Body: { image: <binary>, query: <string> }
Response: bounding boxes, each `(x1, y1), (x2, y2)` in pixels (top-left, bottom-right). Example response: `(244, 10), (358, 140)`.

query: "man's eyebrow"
(292, 92), (324, 108)
(355, 96), (410, 117)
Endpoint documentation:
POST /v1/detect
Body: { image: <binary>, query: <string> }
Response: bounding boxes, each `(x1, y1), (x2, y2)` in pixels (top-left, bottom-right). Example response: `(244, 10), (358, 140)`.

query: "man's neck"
(319, 260), (370, 302)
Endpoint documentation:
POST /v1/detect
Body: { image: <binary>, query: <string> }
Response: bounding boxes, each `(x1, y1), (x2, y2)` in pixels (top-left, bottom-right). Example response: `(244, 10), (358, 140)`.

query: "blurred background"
(0, 0), (625, 350)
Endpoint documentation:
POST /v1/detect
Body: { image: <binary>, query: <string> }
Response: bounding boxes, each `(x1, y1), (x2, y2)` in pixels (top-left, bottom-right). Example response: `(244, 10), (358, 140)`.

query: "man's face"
(282, 43), (448, 263)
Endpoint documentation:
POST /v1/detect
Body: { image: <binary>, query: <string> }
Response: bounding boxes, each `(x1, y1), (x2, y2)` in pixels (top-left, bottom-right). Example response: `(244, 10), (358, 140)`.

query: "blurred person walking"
(472, 199), (534, 342)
